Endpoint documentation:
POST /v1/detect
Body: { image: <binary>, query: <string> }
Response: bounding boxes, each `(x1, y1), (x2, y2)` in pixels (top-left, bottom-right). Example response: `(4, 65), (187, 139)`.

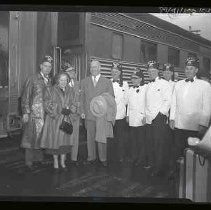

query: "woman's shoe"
(54, 162), (59, 169)
(61, 162), (66, 168)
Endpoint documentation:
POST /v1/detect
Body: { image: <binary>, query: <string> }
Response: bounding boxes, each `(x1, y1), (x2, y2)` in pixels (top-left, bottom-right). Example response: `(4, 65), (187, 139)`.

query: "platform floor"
(0, 134), (179, 201)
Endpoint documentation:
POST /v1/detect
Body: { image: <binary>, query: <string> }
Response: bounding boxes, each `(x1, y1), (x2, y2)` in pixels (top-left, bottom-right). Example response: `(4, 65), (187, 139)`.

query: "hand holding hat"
(90, 95), (108, 118)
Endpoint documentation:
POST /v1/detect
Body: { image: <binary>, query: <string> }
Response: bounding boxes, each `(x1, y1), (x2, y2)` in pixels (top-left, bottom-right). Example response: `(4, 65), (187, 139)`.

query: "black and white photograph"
(0, 6), (211, 203)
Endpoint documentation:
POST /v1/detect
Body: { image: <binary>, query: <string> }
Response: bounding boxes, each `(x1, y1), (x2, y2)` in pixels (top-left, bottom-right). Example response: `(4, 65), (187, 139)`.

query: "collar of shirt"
(40, 72), (49, 83)
(149, 76), (160, 83)
(111, 78), (120, 83)
(155, 77), (160, 82)
(185, 76), (196, 83)
(69, 79), (75, 87)
(92, 74), (101, 83)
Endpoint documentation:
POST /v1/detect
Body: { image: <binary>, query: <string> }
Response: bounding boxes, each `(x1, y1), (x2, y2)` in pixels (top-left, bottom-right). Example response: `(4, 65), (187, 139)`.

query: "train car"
(0, 11), (211, 137)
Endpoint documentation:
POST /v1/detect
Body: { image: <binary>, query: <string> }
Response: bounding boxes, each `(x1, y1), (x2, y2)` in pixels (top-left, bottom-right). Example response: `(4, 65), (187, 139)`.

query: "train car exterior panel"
(88, 24), (112, 59)
(157, 44), (168, 65)
(19, 12), (37, 96)
(123, 34), (141, 63)
(90, 13), (202, 55)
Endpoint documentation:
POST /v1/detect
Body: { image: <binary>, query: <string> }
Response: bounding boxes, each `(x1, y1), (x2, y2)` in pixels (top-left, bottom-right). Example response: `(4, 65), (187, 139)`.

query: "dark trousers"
(173, 128), (199, 163)
(145, 113), (169, 173)
(166, 126), (175, 171)
(113, 118), (127, 161)
(130, 126), (146, 163)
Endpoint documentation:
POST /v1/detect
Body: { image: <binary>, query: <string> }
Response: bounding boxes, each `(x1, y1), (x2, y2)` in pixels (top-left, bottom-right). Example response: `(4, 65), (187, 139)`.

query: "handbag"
(59, 114), (73, 135)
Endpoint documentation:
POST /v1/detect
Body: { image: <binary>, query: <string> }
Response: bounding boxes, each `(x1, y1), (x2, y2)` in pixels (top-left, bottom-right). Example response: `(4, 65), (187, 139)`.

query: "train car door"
(55, 12), (86, 81)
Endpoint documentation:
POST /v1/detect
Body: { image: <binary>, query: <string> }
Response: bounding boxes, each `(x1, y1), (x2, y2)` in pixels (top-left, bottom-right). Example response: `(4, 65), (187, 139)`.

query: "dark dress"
(40, 85), (78, 155)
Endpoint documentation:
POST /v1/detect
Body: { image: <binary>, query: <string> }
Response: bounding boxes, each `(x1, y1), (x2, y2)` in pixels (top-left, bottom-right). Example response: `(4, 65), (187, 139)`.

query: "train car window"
(58, 12), (82, 47)
(140, 40), (157, 63)
(0, 12), (9, 87)
(168, 47), (180, 67)
(203, 57), (210, 73)
(112, 33), (123, 60)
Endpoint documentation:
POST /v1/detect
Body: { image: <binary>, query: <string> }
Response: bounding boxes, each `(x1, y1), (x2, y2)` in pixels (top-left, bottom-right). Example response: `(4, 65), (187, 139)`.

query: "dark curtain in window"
(36, 12), (53, 70)
(168, 47), (180, 67)
(141, 40), (157, 63)
(112, 33), (123, 60)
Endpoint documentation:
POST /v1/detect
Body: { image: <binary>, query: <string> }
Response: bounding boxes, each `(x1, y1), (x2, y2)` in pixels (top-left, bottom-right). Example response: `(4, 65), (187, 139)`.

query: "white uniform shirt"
(145, 77), (172, 124)
(168, 80), (176, 94)
(69, 79), (75, 87)
(125, 85), (147, 127)
(111, 79), (129, 120)
(170, 77), (211, 131)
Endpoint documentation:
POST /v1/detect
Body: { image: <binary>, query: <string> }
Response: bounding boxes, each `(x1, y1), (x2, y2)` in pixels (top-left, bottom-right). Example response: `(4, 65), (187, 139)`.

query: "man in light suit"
(80, 59), (114, 166)
(145, 61), (172, 177)
(170, 57), (211, 164)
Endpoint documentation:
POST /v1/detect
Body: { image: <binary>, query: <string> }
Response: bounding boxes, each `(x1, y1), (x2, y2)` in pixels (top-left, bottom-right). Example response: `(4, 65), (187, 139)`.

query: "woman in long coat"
(40, 72), (77, 169)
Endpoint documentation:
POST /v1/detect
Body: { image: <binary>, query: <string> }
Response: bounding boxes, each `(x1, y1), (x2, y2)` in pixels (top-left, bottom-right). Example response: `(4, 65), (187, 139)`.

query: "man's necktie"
(93, 76), (97, 86)
(43, 75), (49, 85)
(185, 78), (194, 82)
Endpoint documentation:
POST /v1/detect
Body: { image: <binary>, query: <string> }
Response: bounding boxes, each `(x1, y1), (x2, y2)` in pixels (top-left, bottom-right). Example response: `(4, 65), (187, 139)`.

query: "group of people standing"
(21, 55), (80, 170)
(110, 57), (211, 178)
(21, 54), (211, 179)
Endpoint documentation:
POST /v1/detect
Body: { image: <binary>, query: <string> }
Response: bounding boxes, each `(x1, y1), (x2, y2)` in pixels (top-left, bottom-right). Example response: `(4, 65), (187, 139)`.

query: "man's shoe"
(143, 165), (151, 170)
(83, 160), (96, 165)
(71, 160), (80, 166)
(101, 161), (107, 167)
(25, 165), (34, 172)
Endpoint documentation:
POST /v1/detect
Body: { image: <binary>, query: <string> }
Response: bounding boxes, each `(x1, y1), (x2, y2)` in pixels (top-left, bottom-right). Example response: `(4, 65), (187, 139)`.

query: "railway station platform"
(0, 133), (180, 201)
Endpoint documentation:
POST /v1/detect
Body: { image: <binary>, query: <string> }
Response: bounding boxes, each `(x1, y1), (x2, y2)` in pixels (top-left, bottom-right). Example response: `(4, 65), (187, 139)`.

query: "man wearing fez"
(110, 62), (129, 163)
(145, 61), (172, 177)
(174, 72), (179, 82)
(170, 57), (211, 166)
(80, 59), (114, 166)
(125, 69), (147, 166)
(162, 63), (177, 177)
(63, 62), (80, 165)
(21, 55), (53, 169)
(163, 63), (176, 94)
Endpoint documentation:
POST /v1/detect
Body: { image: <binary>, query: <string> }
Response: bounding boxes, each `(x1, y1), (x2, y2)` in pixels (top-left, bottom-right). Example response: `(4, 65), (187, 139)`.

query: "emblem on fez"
(165, 64), (170, 70)
(148, 61), (155, 67)
(113, 62), (119, 69)
(187, 60), (193, 65)
(46, 56), (53, 63)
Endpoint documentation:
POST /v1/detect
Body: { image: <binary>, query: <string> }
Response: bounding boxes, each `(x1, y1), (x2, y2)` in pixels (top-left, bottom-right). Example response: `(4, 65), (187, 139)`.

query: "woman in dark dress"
(40, 72), (77, 169)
